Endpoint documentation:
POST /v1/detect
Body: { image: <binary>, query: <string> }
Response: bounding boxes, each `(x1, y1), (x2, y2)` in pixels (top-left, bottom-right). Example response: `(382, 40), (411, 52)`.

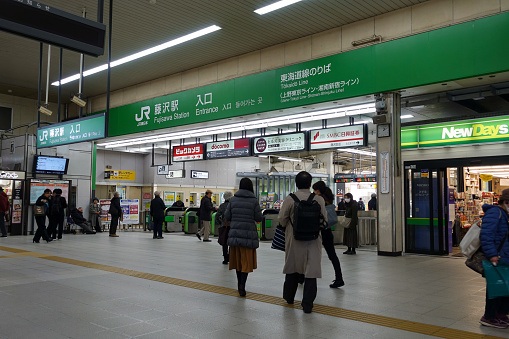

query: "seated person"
(70, 207), (96, 234)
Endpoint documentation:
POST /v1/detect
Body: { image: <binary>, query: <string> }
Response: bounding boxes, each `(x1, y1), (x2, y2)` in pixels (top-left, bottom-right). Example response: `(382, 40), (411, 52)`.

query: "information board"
(206, 138), (250, 159)
(310, 125), (367, 150)
(120, 199), (139, 224)
(37, 114), (106, 148)
(253, 133), (306, 154)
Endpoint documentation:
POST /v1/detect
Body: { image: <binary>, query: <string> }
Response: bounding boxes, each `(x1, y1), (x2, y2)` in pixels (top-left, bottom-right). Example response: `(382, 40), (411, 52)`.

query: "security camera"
(39, 105), (53, 116)
(71, 95), (87, 107)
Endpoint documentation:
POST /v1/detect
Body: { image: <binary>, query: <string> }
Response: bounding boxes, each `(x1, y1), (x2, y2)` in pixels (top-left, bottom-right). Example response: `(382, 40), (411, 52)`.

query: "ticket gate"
(183, 207), (200, 234)
(211, 212), (219, 236)
(261, 209), (280, 240)
(164, 206), (186, 232)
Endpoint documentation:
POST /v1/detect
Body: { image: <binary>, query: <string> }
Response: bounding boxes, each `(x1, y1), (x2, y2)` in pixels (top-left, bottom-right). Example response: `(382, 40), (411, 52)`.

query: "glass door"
(405, 167), (449, 254)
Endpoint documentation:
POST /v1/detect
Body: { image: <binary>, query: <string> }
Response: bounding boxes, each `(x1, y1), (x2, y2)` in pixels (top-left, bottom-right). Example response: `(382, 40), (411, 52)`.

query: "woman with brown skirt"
(343, 192), (359, 255)
(225, 178), (263, 296)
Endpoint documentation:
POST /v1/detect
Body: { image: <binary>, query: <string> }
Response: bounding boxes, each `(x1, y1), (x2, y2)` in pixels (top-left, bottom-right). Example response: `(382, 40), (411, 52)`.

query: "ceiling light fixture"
(52, 25), (222, 86)
(97, 102), (376, 149)
(278, 156), (302, 162)
(339, 148), (376, 157)
(400, 114), (414, 119)
(254, 0), (304, 15)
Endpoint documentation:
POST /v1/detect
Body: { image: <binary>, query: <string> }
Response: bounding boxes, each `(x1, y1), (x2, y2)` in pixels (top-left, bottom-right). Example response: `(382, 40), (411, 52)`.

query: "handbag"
(466, 227), (509, 275)
(338, 215), (352, 229)
(271, 225), (286, 251)
(483, 260), (509, 299)
(218, 226), (229, 246)
(459, 219), (482, 258)
(33, 204), (46, 216)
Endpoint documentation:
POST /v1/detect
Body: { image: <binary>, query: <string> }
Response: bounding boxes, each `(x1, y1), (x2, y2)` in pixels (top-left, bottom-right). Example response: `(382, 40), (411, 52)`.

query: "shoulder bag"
(338, 215), (352, 229)
(33, 204), (46, 216)
(271, 225), (286, 251)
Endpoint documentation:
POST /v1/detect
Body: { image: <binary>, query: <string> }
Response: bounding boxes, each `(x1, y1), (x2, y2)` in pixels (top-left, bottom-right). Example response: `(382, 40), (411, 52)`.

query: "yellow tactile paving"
(0, 245), (504, 339)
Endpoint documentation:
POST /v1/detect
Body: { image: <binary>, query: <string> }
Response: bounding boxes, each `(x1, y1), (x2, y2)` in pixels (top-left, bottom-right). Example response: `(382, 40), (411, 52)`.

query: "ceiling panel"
(0, 0), (428, 101)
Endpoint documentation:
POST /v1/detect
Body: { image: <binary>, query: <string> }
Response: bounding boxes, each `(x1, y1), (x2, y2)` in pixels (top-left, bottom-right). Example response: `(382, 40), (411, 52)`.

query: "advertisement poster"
(163, 191), (175, 206)
(309, 125), (366, 150)
(11, 199), (22, 224)
(142, 192), (151, 210)
(100, 199), (111, 222)
(253, 133), (306, 154)
(100, 199), (139, 224)
(121, 199), (139, 224)
(30, 180), (70, 204)
(172, 144), (204, 162)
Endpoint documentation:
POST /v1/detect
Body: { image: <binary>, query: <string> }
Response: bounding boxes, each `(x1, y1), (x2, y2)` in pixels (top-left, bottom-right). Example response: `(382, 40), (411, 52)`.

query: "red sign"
(143, 193), (151, 199)
(172, 144), (204, 162)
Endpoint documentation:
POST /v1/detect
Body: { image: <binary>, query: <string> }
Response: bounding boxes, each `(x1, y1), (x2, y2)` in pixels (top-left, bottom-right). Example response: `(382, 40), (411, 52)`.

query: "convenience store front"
(402, 116), (509, 255)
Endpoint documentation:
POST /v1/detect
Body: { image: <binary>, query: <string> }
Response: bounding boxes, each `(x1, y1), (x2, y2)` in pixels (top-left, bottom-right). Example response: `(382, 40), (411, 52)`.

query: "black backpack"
(51, 196), (61, 216)
(290, 193), (322, 241)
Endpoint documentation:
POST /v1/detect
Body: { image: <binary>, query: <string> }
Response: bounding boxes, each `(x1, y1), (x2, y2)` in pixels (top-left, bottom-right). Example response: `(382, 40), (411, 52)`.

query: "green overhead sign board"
(107, 12), (509, 137)
(401, 116), (509, 149)
(37, 114), (106, 148)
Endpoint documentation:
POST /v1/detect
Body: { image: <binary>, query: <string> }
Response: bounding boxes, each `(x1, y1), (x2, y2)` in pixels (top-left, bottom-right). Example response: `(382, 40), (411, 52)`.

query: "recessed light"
(478, 77), (483, 80)
(489, 75), (496, 78)
(441, 83), (447, 86)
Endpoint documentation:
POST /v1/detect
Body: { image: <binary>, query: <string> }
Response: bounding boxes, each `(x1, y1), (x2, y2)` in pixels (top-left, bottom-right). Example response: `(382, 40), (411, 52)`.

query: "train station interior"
(1, 0), (509, 338)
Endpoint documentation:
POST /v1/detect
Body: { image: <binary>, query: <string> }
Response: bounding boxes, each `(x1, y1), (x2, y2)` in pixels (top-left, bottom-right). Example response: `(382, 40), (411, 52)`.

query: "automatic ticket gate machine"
(164, 206), (186, 232)
(211, 212), (219, 236)
(183, 207), (200, 234)
(261, 209), (280, 241)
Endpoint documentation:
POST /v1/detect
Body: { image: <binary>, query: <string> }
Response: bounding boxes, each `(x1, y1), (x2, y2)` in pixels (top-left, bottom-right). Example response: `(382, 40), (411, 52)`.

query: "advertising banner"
(29, 180), (70, 204)
(206, 138), (250, 159)
(37, 114), (106, 148)
(120, 199), (139, 224)
(172, 144), (204, 162)
(163, 191), (175, 206)
(401, 116), (509, 149)
(99, 199), (111, 222)
(105, 170), (136, 181)
(142, 192), (151, 210)
(309, 125), (367, 150)
(253, 133), (306, 154)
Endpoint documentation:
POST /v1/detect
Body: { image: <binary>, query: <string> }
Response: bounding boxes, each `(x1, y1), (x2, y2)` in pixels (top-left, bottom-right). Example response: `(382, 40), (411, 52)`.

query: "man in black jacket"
(197, 189), (216, 242)
(70, 207), (96, 234)
(109, 192), (122, 237)
(150, 191), (166, 239)
(48, 188), (68, 239)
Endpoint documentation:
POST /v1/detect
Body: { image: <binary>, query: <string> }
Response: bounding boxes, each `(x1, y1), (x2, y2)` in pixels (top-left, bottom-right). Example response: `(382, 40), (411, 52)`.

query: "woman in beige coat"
(279, 171), (327, 313)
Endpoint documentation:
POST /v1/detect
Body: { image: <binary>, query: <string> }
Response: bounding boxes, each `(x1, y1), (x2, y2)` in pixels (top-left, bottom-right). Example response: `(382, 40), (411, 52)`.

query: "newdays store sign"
(401, 116), (509, 149)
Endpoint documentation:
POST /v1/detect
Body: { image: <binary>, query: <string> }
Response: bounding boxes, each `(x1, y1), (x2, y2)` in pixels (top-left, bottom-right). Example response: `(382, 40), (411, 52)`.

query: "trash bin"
(261, 209), (279, 240)
(165, 206), (186, 232)
(183, 207), (200, 234)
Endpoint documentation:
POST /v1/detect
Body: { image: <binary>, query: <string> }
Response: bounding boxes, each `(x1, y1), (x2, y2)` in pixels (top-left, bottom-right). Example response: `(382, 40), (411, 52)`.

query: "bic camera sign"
(401, 117), (509, 149)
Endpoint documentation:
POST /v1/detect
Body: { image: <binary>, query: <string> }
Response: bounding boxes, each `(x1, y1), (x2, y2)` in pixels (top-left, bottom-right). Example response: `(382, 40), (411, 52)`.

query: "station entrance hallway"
(0, 233), (504, 338)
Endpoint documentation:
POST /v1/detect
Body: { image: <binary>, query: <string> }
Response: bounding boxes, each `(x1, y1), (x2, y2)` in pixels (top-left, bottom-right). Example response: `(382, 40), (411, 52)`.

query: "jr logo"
(136, 106), (150, 122)
(136, 106), (150, 126)
(39, 130), (48, 141)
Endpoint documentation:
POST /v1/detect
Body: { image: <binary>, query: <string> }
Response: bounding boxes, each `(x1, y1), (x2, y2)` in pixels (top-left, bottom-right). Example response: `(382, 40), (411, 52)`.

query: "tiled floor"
(0, 231), (506, 339)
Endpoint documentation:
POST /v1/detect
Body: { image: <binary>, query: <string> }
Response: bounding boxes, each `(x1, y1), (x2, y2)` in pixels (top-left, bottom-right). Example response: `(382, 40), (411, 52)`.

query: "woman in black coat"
(226, 178), (263, 296)
(343, 193), (358, 255)
(33, 189), (52, 243)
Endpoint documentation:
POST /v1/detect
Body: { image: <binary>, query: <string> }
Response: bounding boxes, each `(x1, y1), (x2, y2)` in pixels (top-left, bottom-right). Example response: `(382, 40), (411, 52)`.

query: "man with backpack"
(279, 171), (327, 314)
(47, 188), (67, 240)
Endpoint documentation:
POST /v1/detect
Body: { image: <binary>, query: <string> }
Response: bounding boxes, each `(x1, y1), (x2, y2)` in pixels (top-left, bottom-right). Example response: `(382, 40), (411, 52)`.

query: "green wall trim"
(107, 12), (509, 138)
(92, 143), (97, 190)
(406, 218), (446, 226)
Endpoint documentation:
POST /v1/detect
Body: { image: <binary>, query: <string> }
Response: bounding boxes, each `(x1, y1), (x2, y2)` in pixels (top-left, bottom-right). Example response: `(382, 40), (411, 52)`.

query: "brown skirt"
(229, 246), (257, 273)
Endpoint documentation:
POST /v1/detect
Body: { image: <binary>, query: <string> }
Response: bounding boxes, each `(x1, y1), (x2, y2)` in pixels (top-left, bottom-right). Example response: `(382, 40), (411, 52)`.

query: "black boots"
(343, 247), (356, 255)
(330, 278), (345, 288)
(236, 270), (248, 297)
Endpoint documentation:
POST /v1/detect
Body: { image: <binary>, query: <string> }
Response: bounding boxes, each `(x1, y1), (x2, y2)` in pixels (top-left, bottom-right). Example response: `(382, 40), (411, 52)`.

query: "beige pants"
(199, 220), (211, 240)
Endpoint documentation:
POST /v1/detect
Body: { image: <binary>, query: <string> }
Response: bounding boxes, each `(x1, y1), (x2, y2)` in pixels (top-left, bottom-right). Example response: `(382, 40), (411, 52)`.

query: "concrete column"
(376, 92), (403, 256)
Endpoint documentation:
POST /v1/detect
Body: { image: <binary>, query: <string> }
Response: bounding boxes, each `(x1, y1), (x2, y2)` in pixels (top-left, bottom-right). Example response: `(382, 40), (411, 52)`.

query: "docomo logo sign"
(211, 143), (230, 150)
(208, 141), (234, 151)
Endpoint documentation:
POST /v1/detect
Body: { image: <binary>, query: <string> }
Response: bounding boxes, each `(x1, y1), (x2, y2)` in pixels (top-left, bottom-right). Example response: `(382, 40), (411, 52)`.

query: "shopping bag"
(483, 261), (509, 299)
(271, 225), (286, 251)
(459, 219), (481, 258)
(338, 216), (352, 229)
(218, 226), (229, 246)
(465, 249), (487, 275)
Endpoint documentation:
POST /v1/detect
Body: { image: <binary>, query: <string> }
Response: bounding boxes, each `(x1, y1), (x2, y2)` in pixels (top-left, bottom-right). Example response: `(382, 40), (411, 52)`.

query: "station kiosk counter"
(164, 206), (186, 232)
(261, 209), (280, 241)
(183, 207), (200, 234)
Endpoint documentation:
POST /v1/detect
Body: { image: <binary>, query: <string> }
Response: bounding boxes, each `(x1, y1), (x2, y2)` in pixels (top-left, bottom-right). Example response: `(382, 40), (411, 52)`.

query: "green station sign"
(37, 114), (106, 148)
(401, 116), (509, 149)
(107, 12), (509, 138)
